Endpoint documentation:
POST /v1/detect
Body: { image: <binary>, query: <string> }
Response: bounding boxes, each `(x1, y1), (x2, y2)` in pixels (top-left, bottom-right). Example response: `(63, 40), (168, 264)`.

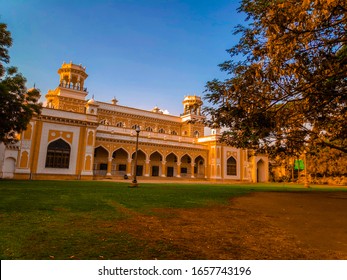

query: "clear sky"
(1, 0), (245, 116)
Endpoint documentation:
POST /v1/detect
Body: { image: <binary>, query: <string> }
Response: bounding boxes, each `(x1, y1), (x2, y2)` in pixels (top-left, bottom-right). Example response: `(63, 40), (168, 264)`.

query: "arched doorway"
(194, 155), (205, 178)
(166, 153), (178, 177)
(3, 157), (16, 178)
(132, 150), (146, 177)
(257, 159), (266, 182)
(180, 154), (192, 178)
(150, 151), (162, 176)
(112, 148), (128, 176)
(93, 146), (109, 176)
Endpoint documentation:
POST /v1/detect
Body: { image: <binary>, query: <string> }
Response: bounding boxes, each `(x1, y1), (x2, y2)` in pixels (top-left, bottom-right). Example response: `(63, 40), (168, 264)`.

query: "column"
(145, 160), (150, 177)
(176, 162), (181, 178)
(106, 157), (112, 176)
(161, 160), (167, 177)
(204, 164), (208, 179)
(126, 158), (132, 176)
(191, 163), (195, 178)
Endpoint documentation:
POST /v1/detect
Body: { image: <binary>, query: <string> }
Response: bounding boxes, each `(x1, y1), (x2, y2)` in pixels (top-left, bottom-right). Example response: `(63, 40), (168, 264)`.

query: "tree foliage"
(204, 0), (347, 156)
(0, 23), (41, 143)
(308, 146), (347, 178)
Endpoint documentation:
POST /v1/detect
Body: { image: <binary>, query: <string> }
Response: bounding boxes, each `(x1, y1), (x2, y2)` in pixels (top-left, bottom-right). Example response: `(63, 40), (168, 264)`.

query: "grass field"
(0, 180), (345, 260)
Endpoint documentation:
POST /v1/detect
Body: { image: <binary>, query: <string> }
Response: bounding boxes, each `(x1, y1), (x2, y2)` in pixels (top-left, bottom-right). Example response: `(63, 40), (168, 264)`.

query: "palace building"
(0, 62), (268, 182)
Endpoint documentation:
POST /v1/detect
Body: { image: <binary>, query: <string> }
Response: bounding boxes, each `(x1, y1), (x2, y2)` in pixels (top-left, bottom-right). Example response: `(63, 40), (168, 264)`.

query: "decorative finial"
(111, 96), (118, 105)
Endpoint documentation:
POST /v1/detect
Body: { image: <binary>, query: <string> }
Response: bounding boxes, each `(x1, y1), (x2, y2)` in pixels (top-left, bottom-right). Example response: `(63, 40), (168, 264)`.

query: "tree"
(0, 23), (41, 143)
(307, 146), (347, 178)
(204, 0), (347, 156)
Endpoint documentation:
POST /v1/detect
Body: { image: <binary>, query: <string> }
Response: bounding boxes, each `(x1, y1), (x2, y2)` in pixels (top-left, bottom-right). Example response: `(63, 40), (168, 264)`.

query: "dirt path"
(232, 192), (347, 256)
(105, 191), (347, 259)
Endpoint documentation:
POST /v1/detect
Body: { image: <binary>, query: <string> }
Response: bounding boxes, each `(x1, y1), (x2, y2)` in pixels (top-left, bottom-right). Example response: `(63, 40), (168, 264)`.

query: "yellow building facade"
(0, 62), (268, 182)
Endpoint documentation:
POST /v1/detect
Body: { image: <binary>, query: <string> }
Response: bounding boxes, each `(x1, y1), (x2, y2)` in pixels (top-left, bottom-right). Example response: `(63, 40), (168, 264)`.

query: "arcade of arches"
(93, 146), (207, 178)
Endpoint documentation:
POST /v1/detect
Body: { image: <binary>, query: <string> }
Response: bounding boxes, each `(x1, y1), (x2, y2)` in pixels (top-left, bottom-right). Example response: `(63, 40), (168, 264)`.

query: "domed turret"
(85, 95), (98, 115)
(152, 106), (163, 114)
(58, 61), (88, 92)
(87, 96), (95, 105)
(182, 95), (203, 116)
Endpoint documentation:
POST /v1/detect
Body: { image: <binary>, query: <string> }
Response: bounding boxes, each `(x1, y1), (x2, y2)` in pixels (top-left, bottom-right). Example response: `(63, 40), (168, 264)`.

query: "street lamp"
(130, 125), (141, 187)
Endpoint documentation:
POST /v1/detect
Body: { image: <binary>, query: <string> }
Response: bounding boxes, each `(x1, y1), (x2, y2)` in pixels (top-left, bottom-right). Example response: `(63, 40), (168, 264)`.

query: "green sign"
(294, 159), (305, 170)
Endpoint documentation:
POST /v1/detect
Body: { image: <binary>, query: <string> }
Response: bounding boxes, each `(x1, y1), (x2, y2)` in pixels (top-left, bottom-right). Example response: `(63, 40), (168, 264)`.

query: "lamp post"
(130, 125), (140, 187)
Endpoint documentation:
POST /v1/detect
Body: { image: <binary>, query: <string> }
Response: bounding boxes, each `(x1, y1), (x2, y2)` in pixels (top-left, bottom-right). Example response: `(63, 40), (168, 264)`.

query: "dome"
(87, 97), (95, 105)
(152, 106), (163, 113)
(182, 95), (203, 106)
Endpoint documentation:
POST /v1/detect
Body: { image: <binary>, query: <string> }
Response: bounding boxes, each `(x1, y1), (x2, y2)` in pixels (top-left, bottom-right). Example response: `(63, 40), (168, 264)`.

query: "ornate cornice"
(96, 132), (207, 150)
(39, 115), (98, 127)
(95, 137), (208, 152)
(96, 101), (181, 123)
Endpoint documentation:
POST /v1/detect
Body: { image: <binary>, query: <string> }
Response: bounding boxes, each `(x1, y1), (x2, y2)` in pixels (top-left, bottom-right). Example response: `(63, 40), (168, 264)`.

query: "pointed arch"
(227, 156), (237, 176)
(45, 138), (71, 168)
(85, 155), (92, 171)
(112, 147), (129, 158)
(181, 154), (192, 164)
(166, 152), (178, 162)
(94, 144), (109, 154)
(165, 152), (178, 177)
(194, 155), (206, 164)
(179, 154), (192, 177)
(112, 148), (129, 175)
(131, 149), (146, 177)
(87, 131), (94, 146)
(194, 155), (205, 178)
(93, 146), (109, 175)
(94, 145), (109, 157)
(116, 121), (124, 128)
(150, 151), (163, 161)
(131, 149), (147, 160)
(150, 151), (163, 176)
(3, 157), (16, 178)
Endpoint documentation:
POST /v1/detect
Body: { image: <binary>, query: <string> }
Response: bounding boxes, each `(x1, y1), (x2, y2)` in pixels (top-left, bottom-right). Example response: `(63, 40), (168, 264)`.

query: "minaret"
(45, 62), (89, 112)
(57, 61), (88, 97)
(180, 95), (205, 137)
(182, 95), (203, 116)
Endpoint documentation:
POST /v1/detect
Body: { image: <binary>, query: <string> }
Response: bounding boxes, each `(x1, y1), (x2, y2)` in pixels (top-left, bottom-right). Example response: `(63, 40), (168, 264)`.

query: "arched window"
(158, 128), (165, 134)
(146, 127), (153, 132)
(194, 131), (199, 138)
(132, 124), (139, 130)
(227, 157), (237, 176)
(116, 122), (124, 128)
(45, 139), (71, 168)
(100, 119), (109, 125)
(171, 130), (177, 135)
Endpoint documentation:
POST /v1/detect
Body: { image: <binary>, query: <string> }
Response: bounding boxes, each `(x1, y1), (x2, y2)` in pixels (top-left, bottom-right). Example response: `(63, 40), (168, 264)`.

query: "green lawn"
(0, 180), (345, 259)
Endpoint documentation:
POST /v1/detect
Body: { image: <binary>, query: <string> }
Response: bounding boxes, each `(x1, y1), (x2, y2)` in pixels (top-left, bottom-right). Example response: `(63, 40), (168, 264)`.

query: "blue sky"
(1, 0), (245, 115)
